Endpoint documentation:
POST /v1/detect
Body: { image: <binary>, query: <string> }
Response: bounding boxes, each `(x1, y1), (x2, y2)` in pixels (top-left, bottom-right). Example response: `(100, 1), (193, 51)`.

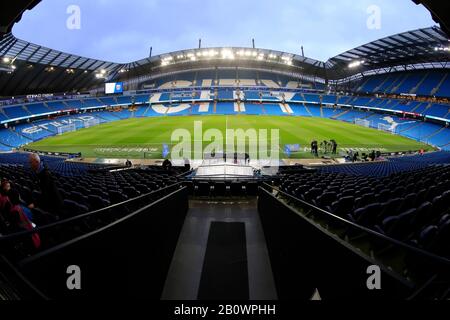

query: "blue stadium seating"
(134, 94), (150, 104)
(64, 100), (83, 109)
(263, 104), (285, 116)
(116, 96), (133, 105)
(435, 75), (450, 98)
(290, 105), (311, 117)
(3, 106), (30, 119)
(425, 104), (450, 118)
(244, 104), (265, 115)
(25, 103), (51, 115)
(99, 97), (117, 106)
(217, 90), (234, 100)
(215, 102), (235, 115)
(46, 101), (71, 111)
(416, 72), (446, 96)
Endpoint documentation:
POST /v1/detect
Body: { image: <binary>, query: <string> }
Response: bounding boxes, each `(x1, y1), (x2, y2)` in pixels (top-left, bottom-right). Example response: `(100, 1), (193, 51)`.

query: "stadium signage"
(26, 93), (54, 99)
(22, 116), (96, 135)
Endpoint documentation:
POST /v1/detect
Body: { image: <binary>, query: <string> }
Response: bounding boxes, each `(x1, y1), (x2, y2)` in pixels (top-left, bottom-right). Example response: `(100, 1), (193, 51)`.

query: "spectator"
(0, 179), (12, 233)
(28, 153), (64, 218)
(8, 188), (41, 250)
(0, 178), (11, 212)
(331, 140), (338, 155)
(245, 153), (250, 165)
(184, 158), (191, 172)
(162, 158), (172, 171)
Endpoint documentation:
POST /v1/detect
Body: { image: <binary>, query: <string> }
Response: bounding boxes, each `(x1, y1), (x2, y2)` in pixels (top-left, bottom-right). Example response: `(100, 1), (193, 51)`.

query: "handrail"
(0, 181), (183, 243)
(18, 186), (188, 266)
(261, 182), (450, 265)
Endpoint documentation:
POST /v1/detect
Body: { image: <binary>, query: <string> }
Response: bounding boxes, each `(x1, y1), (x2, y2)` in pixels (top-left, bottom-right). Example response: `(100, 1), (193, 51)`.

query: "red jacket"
(10, 204), (41, 249)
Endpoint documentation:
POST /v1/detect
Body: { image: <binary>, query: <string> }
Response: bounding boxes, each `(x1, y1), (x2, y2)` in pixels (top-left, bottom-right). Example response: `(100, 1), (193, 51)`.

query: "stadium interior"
(0, 0), (450, 302)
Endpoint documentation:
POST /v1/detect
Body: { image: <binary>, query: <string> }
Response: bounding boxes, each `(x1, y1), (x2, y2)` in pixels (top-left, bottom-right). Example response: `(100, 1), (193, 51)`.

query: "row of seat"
(278, 161), (450, 258)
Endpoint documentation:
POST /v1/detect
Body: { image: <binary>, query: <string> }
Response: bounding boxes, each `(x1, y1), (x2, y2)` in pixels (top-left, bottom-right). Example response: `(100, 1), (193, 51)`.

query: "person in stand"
(184, 158), (191, 172)
(331, 140), (338, 155)
(8, 188), (41, 250)
(28, 153), (64, 219)
(125, 159), (132, 167)
(162, 158), (172, 171)
(349, 149), (354, 162)
(0, 179), (12, 233)
(369, 150), (375, 161)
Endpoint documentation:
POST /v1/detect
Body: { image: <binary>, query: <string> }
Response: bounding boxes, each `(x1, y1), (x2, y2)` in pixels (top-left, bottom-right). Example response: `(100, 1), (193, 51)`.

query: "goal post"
(57, 123), (76, 135)
(378, 123), (395, 134)
(354, 118), (370, 128)
(84, 117), (100, 128)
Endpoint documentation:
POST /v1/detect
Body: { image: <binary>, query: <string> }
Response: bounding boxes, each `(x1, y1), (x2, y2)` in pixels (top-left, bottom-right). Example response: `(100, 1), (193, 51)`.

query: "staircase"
(410, 72), (429, 94)
(411, 102), (425, 113)
(431, 73), (448, 96)
(398, 122), (422, 133)
(390, 74), (409, 94)
(303, 103), (313, 117)
(374, 75), (392, 93)
(384, 74), (402, 94)
(332, 109), (349, 120)
(424, 126), (446, 140)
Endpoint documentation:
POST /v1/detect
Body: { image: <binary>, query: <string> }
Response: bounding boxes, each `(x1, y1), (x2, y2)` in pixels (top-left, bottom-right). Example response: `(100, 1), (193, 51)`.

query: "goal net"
(355, 118), (370, 128)
(57, 123), (76, 135)
(378, 123), (395, 134)
(84, 117), (100, 128)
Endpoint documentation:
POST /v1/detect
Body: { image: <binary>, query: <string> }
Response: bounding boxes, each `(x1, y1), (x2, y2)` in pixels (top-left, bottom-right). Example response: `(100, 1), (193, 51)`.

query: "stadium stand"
(275, 152), (450, 259)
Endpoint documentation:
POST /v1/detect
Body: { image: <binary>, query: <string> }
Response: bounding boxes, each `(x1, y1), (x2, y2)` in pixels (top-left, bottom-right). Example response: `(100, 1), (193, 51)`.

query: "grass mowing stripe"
(27, 115), (433, 159)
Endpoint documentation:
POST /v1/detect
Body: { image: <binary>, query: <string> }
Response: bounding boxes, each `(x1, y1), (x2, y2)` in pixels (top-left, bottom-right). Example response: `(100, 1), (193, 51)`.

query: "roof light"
(348, 60), (365, 68)
(221, 49), (235, 60)
(2, 57), (11, 63)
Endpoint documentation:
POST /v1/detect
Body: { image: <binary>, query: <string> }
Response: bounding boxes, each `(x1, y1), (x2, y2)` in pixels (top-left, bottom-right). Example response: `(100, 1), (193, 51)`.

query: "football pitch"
(26, 115), (433, 159)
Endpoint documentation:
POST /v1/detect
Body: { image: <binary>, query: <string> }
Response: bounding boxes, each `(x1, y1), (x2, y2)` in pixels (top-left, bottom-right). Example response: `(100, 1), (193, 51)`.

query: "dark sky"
(13, 0), (435, 63)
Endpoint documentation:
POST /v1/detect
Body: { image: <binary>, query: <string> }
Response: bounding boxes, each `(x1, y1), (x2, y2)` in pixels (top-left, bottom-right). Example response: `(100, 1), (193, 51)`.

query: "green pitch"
(27, 115), (432, 159)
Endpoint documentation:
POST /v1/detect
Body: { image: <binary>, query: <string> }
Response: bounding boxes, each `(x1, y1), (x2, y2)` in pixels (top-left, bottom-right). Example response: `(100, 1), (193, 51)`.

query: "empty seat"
(352, 203), (382, 227)
(87, 195), (110, 211)
(108, 190), (128, 204)
(314, 192), (337, 209)
(63, 200), (89, 217)
(329, 196), (355, 217)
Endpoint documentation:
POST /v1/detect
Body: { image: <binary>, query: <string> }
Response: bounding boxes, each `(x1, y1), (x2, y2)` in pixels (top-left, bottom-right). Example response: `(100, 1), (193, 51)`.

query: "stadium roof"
(0, 0), (41, 35)
(0, 32), (122, 95)
(413, 0), (450, 36)
(326, 26), (450, 80)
